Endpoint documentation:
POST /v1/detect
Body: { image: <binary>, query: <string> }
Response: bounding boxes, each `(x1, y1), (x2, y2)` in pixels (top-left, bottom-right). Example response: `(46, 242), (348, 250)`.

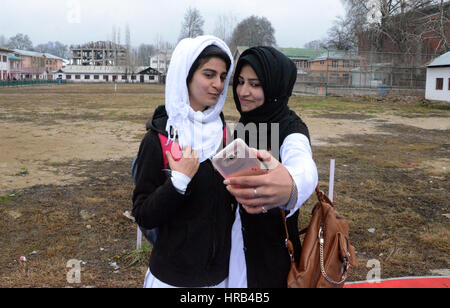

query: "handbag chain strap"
(318, 226), (349, 286)
(281, 184), (350, 285)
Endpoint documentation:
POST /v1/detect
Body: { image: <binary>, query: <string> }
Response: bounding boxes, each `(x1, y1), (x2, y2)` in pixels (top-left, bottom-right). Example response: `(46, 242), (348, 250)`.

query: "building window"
(85, 75), (90, 80)
(75, 75), (81, 80)
(332, 60), (339, 68)
(436, 78), (443, 90)
(320, 61), (325, 65)
(343, 60), (350, 68)
(122, 75), (127, 80)
(448, 78), (450, 91)
(94, 75), (99, 80)
(66, 75), (71, 80)
(103, 75), (108, 80)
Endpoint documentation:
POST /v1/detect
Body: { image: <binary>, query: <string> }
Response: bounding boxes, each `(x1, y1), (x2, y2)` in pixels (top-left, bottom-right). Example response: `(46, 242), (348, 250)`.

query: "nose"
(212, 76), (224, 91)
(238, 82), (250, 97)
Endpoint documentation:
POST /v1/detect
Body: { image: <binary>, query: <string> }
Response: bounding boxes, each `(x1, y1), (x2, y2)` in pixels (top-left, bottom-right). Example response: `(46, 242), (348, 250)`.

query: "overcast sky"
(1, 0), (345, 48)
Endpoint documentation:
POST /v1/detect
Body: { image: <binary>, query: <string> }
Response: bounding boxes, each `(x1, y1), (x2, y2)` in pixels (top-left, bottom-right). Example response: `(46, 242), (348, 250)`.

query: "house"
(233, 46), (324, 74)
(0, 47), (13, 80)
(233, 46), (249, 66)
(279, 48), (325, 73)
(53, 65), (160, 84)
(69, 41), (127, 66)
(13, 49), (65, 80)
(149, 51), (172, 76)
(309, 50), (360, 77)
(425, 51), (450, 102)
(8, 53), (24, 80)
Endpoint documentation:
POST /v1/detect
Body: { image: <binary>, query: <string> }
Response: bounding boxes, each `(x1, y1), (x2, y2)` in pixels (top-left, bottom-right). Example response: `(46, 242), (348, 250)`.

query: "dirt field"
(0, 84), (448, 287)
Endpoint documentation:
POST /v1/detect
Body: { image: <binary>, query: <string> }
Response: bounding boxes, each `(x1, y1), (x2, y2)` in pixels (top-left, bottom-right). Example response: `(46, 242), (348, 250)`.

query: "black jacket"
(132, 105), (234, 287)
(240, 207), (301, 288)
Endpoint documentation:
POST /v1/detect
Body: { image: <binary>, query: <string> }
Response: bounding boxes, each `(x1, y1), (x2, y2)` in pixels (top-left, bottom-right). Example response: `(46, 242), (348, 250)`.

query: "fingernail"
(223, 179), (230, 185)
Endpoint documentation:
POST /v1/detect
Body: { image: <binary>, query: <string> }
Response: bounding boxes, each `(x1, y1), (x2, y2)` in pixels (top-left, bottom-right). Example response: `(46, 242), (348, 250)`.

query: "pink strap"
(158, 126), (228, 169)
(158, 134), (182, 169)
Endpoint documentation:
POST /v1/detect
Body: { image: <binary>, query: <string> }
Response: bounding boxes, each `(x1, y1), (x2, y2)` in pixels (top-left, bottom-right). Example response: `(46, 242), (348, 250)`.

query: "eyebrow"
(238, 76), (260, 82)
(203, 68), (228, 75)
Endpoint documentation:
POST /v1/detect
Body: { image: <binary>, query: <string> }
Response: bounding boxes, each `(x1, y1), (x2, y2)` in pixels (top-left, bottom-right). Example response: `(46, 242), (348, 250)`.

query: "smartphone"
(211, 138), (268, 179)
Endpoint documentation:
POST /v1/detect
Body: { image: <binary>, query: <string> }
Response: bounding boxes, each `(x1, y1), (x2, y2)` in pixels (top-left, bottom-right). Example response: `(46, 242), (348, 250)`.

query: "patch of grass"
(122, 244), (152, 268)
(0, 194), (17, 205)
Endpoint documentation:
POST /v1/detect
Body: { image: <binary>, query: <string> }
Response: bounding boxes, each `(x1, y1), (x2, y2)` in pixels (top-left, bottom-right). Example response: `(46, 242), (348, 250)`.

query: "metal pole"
(329, 159), (335, 202)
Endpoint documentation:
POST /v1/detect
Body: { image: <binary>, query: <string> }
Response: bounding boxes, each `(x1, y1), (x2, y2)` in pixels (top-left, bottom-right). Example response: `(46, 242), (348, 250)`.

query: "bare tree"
(229, 16), (276, 52)
(326, 16), (358, 50)
(155, 34), (174, 77)
(178, 7), (205, 41)
(213, 13), (238, 44)
(35, 41), (70, 59)
(137, 44), (156, 66)
(304, 40), (328, 50)
(7, 33), (33, 50)
(0, 35), (7, 47)
(341, 0), (449, 53)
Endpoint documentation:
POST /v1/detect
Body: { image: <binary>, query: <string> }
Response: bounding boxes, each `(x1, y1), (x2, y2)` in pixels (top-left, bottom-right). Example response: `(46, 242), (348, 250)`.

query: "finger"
(241, 204), (264, 215)
(237, 197), (268, 207)
(258, 150), (280, 170)
(248, 147), (259, 159)
(227, 185), (265, 199)
(181, 146), (192, 158)
(257, 149), (272, 162)
(224, 174), (267, 187)
(191, 149), (199, 160)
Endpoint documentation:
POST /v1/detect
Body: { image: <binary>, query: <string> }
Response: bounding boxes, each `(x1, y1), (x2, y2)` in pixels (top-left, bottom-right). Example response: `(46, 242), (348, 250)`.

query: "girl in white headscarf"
(132, 36), (235, 288)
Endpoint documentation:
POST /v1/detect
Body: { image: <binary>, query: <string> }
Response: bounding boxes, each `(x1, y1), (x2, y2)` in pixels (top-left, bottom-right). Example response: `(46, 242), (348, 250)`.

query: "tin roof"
(57, 65), (156, 74)
(13, 49), (66, 61)
(279, 48), (325, 60)
(8, 54), (24, 61)
(427, 51), (450, 67)
(0, 47), (14, 53)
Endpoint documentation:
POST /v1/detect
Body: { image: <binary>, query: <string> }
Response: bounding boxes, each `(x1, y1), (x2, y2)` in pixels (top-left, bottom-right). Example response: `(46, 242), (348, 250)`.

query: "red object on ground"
(344, 276), (450, 288)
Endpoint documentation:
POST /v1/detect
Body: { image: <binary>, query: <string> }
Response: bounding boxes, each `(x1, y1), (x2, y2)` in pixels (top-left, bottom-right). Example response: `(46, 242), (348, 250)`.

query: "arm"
(278, 133), (318, 216)
(224, 133), (318, 215)
(132, 133), (195, 229)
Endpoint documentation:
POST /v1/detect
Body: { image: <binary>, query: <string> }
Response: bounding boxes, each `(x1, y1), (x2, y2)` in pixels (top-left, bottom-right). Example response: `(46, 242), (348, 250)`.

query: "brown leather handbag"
(282, 185), (356, 288)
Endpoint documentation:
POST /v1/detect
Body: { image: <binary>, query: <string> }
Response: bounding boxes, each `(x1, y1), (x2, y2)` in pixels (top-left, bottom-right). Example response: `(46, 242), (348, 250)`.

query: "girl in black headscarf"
(225, 46), (318, 288)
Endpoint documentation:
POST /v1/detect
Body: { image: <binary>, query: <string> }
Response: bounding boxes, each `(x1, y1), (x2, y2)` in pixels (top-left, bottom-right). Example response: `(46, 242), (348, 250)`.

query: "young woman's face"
(188, 57), (228, 112)
(236, 64), (265, 113)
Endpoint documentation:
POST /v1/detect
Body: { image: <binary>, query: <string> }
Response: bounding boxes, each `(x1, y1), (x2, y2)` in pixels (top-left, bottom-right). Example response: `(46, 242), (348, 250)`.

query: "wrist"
(283, 177), (298, 211)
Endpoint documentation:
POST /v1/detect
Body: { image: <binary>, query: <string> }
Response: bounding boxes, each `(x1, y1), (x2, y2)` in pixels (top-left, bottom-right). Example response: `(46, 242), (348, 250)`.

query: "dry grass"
(0, 84), (449, 287)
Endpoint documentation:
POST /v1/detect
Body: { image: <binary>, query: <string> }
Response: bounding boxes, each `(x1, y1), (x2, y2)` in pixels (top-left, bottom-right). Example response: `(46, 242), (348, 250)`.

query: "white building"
(149, 52), (172, 75)
(53, 65), (160, 83)
(425, 51), (450, 103)
(0, 47), (13, 80)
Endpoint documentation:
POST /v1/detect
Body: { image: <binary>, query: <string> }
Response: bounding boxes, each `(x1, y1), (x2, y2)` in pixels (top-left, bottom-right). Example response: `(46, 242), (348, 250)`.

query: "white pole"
(329, 159), (335, 202)
(136, 226), (142, 250)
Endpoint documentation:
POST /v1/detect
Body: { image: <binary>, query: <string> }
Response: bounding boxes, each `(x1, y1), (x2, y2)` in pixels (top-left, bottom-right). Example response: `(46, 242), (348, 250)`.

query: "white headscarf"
(165, 35), (233, 163)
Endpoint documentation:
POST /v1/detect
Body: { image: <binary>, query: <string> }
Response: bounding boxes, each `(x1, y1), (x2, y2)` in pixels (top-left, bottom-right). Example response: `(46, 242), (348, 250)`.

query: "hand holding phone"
(211, 139), (268, 180)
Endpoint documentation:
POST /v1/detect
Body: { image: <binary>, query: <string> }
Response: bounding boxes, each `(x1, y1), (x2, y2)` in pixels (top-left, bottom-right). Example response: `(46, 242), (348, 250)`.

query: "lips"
(239, 98), (254, 105)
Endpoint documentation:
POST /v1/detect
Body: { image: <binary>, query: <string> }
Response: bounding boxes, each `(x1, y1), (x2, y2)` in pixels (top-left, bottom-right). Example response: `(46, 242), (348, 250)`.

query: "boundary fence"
(0, 79), (69, 88)
(292, 50), (439, 96)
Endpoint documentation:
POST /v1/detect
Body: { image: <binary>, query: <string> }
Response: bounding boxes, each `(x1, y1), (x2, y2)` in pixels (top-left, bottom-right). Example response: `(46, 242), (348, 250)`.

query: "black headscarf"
(232, 46), (310, 157)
